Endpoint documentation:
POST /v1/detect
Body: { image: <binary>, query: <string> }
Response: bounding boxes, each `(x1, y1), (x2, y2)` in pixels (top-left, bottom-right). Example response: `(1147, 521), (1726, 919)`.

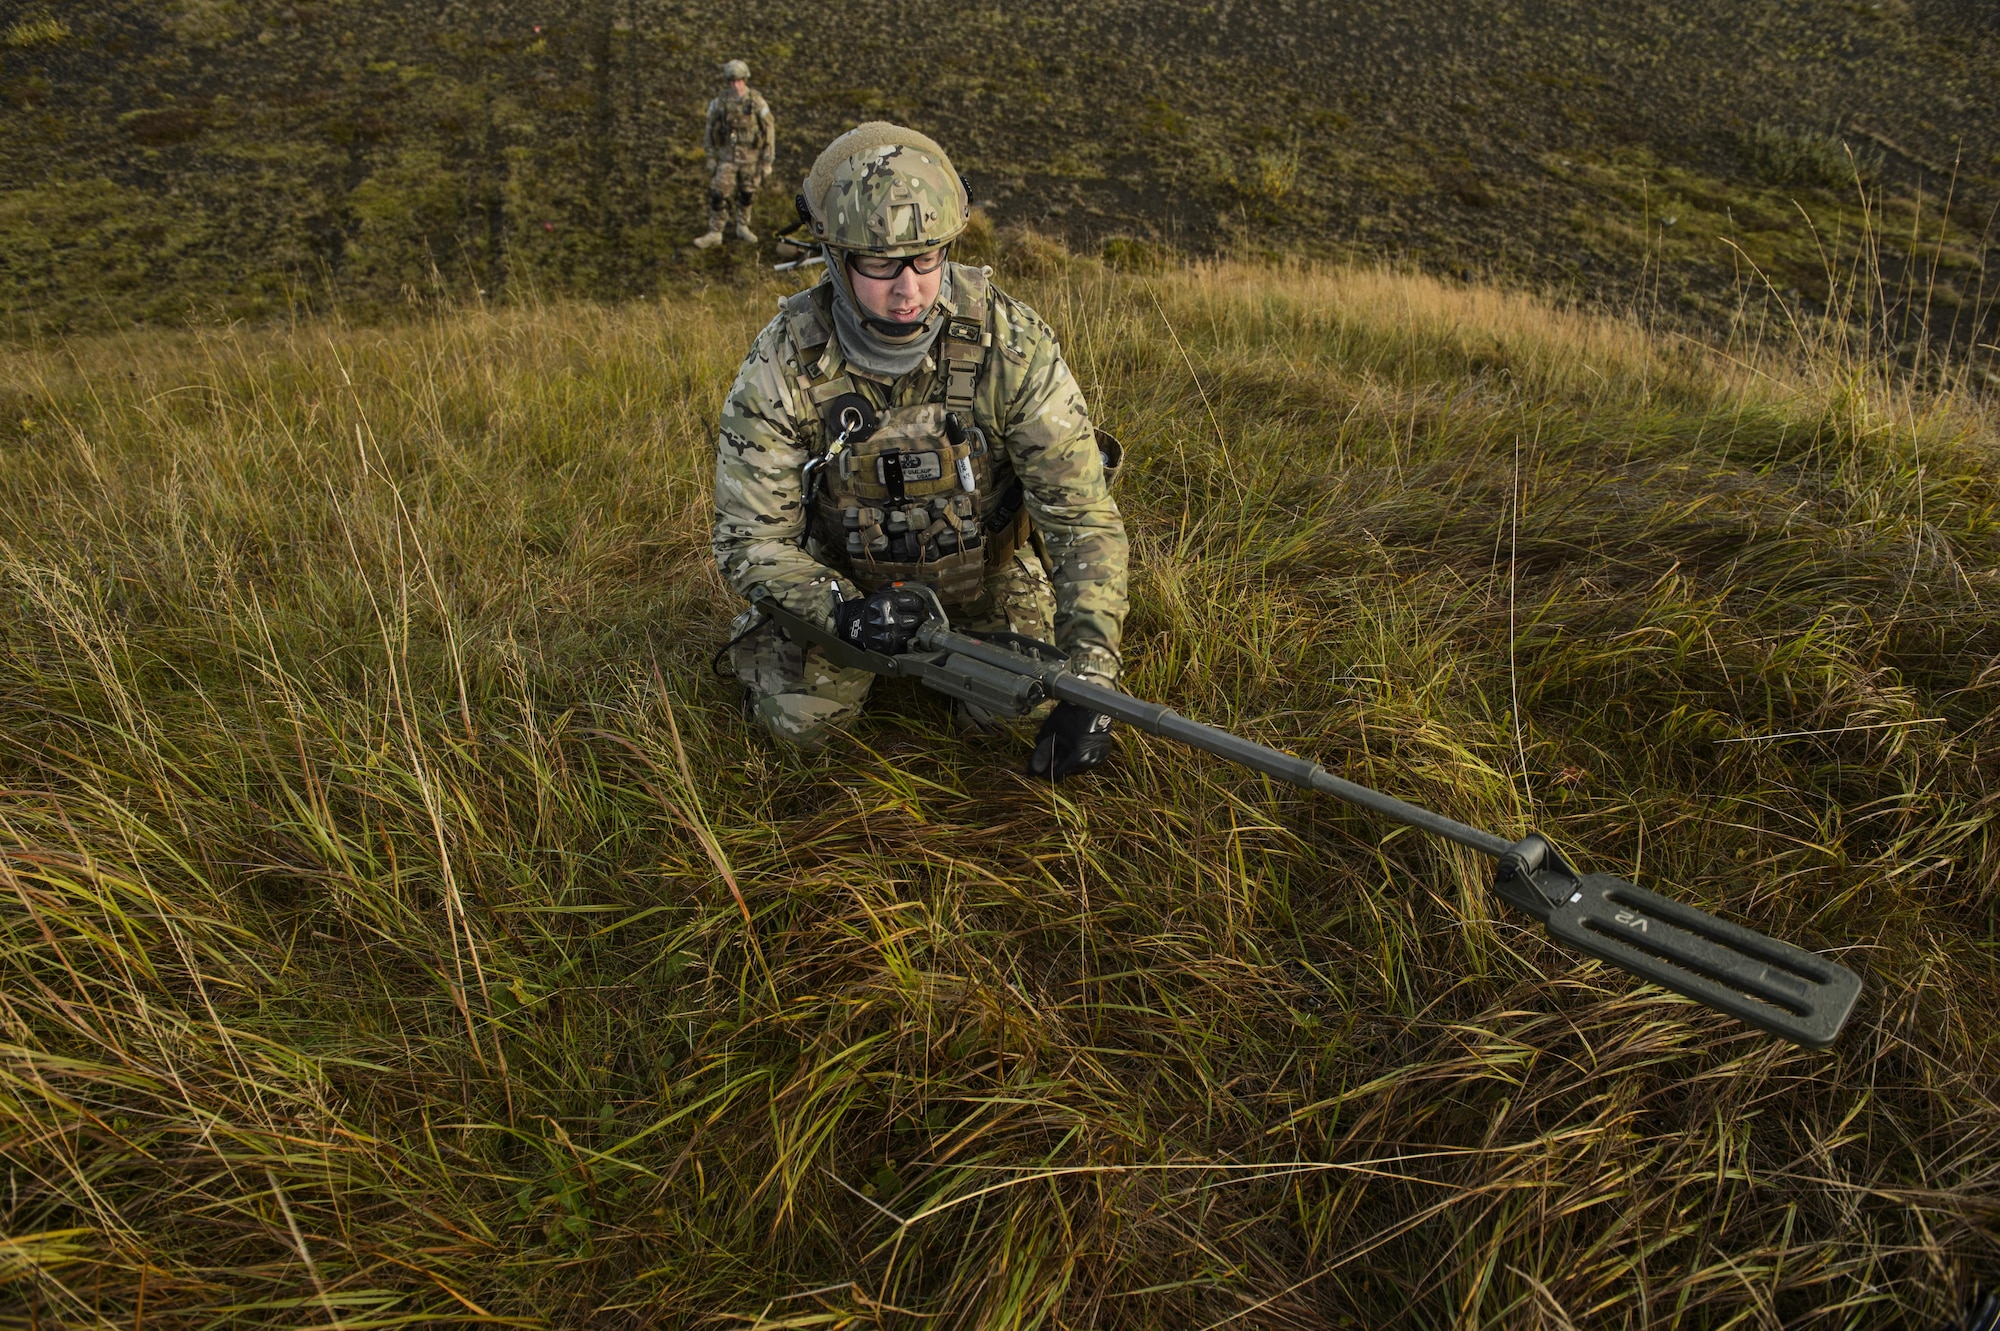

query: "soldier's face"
(729, 78), (747, 96)
(848, 253), (944, 326)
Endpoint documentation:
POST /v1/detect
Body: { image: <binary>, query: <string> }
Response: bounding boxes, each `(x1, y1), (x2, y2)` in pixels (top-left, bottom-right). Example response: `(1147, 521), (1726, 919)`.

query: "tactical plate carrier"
(785, 267), (1032, 604)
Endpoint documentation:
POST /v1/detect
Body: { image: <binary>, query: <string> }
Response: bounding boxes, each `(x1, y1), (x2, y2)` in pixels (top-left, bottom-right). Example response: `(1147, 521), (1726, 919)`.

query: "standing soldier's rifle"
(748, 585), (1863, 1050)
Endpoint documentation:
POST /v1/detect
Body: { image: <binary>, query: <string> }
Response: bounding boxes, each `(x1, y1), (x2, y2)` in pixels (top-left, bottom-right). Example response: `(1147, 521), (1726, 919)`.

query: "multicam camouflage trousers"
(729, 547), (1058, 747)
(707, 159), (761, 231)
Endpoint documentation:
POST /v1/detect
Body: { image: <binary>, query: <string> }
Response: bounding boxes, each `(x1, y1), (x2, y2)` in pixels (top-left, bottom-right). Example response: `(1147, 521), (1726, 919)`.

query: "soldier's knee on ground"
(727, 609), (874, 747)
(955, 695), (1054, 731)
(752, 690), (864, 749)
(726, 608), (786, 694)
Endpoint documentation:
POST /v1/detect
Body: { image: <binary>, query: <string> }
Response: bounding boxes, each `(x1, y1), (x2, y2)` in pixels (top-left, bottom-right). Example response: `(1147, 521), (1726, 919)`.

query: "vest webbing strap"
(937, 266), (990, 415)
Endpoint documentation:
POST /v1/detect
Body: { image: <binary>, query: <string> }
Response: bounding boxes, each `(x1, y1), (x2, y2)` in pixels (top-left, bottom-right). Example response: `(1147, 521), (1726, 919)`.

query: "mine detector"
(746, 583), (1862, 1050)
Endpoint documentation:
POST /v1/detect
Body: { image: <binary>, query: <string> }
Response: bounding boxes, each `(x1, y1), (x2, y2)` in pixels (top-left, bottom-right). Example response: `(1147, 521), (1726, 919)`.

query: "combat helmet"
(803, 122), (969, 257)
(721, 59), (749, 80)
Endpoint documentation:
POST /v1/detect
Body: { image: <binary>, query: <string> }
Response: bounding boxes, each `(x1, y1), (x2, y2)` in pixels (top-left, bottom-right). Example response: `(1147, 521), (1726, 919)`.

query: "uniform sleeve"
(712, 322), (846, 628)
(702, 100), (722, 161)
(994, 304), (1129, 684)
(756, 95), (776, 174)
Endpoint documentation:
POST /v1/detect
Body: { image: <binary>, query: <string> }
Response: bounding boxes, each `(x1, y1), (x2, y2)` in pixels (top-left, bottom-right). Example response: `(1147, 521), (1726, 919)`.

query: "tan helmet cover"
(804, 122), (970, 256)
(721, 58), (750, 80)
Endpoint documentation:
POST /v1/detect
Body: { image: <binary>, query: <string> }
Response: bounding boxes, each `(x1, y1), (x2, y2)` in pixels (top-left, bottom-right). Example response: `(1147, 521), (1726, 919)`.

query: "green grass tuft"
(1740, 123), (1885, 191)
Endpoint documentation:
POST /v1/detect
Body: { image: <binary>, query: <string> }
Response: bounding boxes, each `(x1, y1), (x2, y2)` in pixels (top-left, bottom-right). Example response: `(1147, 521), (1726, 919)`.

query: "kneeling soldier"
(711, 123), (1128, 778)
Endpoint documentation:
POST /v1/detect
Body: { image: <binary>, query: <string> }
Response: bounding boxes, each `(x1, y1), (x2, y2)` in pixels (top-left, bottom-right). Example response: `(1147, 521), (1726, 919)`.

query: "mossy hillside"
(1554, 147), (1992, 351)
(2, 257), (1996, 1325)
(2, 0), (1995, 347)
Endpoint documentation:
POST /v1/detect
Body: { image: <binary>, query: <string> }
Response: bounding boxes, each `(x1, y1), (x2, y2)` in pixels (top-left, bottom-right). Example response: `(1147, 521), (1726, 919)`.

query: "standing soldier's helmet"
(721, 59), (750, 80)
(803, 122), (970, 257)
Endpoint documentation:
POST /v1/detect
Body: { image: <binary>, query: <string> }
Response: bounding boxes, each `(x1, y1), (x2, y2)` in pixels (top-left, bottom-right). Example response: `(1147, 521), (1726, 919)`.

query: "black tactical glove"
(834, 585), (932, 656)
(1027, 702), (1115, 781)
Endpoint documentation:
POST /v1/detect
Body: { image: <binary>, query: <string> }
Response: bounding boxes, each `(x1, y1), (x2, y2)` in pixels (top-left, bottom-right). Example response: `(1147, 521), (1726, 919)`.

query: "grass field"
(2, 244), (1998, 1326)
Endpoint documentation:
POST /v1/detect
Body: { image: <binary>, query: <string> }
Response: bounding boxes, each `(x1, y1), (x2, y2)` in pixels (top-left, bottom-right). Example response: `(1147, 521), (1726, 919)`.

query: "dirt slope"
(2, 0), (1996, 351)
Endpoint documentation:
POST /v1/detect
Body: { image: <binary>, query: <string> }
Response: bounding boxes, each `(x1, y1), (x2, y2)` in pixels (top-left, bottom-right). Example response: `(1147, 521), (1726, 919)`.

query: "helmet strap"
(861, 311), (931, 338)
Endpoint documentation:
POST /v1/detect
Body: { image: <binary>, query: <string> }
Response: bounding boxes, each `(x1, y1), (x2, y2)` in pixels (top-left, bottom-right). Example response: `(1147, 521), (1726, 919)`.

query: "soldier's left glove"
(1027, 702), (1114, 781)
(834, 586), (932, 656)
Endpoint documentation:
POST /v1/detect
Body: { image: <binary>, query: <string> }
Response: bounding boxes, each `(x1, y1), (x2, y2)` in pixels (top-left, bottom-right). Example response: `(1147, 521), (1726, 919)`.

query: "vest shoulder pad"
(969, 279), (1023, 362)
(950, 262), (991, 324)
(780, 284), (834, 359)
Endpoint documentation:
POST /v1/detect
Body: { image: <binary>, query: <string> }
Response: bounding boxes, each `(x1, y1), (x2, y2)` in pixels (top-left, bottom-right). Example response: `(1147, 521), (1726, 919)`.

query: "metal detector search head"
(1493, 834), (1861, 1048)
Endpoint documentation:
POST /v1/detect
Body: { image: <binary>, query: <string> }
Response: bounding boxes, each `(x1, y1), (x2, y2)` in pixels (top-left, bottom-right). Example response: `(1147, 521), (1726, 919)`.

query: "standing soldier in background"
(693, 59), (775, 249)
(711, 123), (1129, 779)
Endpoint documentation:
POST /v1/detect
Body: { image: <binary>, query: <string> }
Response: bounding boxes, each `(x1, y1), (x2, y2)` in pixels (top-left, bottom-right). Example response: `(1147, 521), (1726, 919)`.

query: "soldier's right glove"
(834, 586), (932, 656)
(1028, 702), (1115, 781)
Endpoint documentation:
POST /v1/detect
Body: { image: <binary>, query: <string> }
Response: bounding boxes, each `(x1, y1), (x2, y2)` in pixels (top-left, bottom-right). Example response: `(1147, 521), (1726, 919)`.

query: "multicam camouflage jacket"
(704, 90), (774, 172)
(712, 264), (1129, 683)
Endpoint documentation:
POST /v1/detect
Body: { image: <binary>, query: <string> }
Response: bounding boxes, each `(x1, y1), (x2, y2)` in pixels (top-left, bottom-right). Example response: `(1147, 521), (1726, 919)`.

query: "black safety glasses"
(847, 248), (948, 281)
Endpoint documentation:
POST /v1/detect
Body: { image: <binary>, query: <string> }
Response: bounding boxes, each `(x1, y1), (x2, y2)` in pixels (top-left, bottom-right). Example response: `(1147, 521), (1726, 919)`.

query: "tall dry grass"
(0, 256), (1995, 1327)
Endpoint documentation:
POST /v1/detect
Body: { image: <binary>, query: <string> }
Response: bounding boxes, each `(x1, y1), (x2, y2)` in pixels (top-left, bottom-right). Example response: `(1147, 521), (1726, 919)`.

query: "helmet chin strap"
(860, 310), (931, 338)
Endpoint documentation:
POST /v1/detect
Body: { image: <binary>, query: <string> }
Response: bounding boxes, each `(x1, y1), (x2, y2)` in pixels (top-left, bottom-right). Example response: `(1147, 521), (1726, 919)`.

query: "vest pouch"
(837, 489), (988, 600)
(815, 403), (994, 603)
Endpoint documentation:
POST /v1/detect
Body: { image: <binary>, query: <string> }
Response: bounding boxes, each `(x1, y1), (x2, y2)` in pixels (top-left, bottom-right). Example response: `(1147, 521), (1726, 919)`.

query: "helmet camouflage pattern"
(721, 59), (750, 80)
(804, 122), (969, 256)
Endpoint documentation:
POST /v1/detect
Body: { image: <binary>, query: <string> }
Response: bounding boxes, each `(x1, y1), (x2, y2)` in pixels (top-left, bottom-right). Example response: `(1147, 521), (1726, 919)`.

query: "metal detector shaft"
(1044, 673), (1513, 858)
(916, 625), (1508, 853)
(745, 590), (1863, 1048)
